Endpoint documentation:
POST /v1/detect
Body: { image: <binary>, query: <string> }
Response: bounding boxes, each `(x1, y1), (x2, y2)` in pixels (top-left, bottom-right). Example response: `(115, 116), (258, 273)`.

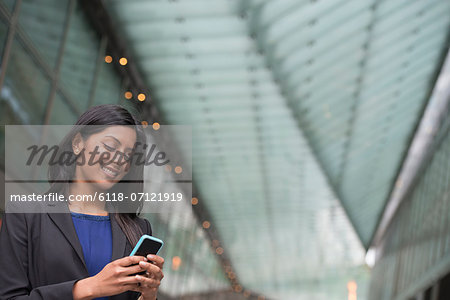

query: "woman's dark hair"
(47, 104), (145, 246)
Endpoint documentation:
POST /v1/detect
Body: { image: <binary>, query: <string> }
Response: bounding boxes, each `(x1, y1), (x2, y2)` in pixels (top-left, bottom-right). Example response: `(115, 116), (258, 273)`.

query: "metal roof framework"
(102, 0), (450, 299)
(7, 0), (448, 299)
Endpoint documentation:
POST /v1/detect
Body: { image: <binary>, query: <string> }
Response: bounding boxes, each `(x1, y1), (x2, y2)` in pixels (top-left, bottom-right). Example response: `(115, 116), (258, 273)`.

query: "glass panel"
(1, 0), (16, 12)
(0, 37), (51, 170)
(2, 37), (50, 124)
(48, 92), (77, 125)
(92, 55), (122, 106)
(58, 1), (99, 111)
(18, 0), (69, 68)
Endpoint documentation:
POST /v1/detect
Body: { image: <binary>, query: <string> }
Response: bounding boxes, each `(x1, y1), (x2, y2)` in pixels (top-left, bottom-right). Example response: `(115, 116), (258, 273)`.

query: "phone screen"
(134, 238), (162, 257)
(130, 236), (163, 276)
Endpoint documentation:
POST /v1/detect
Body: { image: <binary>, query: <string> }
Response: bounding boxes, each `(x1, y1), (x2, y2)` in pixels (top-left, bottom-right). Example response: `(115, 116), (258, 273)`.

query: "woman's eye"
(102, 143), (116, 151)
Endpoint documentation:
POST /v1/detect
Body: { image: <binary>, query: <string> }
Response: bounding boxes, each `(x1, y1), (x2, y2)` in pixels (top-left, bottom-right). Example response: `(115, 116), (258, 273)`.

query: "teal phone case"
(129, 234), (164, 256)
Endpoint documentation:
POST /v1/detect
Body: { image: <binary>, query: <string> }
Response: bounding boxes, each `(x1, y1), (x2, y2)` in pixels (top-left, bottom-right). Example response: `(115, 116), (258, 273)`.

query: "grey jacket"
(0, 206), (151, 300)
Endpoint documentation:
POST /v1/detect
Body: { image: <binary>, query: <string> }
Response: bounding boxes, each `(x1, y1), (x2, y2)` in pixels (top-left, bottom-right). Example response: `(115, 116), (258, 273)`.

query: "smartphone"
(129, 235), (164, 276)
(129, 234), (164, 257)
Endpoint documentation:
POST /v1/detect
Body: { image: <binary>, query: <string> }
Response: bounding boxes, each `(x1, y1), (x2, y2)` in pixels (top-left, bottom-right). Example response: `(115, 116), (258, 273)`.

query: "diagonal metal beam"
(370, 37), (450, 248)
(0, 0), (21, 92)
(238, 0), (368, 248)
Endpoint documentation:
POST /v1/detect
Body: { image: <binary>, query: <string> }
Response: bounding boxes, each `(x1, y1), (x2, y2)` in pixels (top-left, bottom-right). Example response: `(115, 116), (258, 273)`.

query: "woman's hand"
(73, 256), (147, 300)
(135, 254), (165, 300)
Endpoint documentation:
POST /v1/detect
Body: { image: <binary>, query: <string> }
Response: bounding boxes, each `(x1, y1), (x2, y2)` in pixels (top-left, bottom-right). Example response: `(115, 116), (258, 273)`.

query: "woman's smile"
(100, 162), (120, 178)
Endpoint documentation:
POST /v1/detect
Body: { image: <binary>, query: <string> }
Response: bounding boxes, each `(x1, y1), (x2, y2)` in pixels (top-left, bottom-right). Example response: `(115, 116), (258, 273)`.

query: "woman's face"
(73, 125), (137, 191)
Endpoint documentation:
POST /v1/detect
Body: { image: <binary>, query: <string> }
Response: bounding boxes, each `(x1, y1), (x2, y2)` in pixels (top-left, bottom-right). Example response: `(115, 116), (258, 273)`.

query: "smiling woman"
(0, 105), (165, 300)
(70, 125), (137, 188)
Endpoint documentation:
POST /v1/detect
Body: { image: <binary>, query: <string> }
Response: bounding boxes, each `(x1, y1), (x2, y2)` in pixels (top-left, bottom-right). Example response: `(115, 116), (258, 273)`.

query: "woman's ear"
(72, 133), (84, 155)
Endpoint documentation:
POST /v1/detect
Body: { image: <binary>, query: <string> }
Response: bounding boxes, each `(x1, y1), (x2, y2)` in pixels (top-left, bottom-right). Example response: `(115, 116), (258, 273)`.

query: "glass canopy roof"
(105, 0), (450, 298)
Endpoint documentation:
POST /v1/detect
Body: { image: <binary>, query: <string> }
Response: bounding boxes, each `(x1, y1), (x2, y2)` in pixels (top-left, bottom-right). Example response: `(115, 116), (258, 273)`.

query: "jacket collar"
(47, 202), (127, 273)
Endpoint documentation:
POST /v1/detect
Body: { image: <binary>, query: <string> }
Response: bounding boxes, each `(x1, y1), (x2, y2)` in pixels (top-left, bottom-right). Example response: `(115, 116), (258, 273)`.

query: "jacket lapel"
(48, 204), (127, 272)
(47, 204), (88, 273)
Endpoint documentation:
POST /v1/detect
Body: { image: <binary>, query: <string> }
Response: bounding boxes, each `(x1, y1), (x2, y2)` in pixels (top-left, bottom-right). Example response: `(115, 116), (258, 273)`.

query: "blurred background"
(0, 0), (450, 299)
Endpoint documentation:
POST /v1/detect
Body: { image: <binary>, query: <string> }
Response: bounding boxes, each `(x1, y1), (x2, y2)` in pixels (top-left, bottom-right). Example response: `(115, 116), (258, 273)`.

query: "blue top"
(71, 212), (112, 300)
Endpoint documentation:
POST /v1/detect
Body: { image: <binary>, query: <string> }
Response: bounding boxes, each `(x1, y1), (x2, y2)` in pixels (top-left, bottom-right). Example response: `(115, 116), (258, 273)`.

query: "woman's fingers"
(146, 254), (165, 269)
(116, 274), (141, 285)
(139, 261), (164, 280)
(122, 283), (142, 293)
(116, 255), (147, 267)
(135, 275), (161, 288)
(121, 264), (147, 276)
